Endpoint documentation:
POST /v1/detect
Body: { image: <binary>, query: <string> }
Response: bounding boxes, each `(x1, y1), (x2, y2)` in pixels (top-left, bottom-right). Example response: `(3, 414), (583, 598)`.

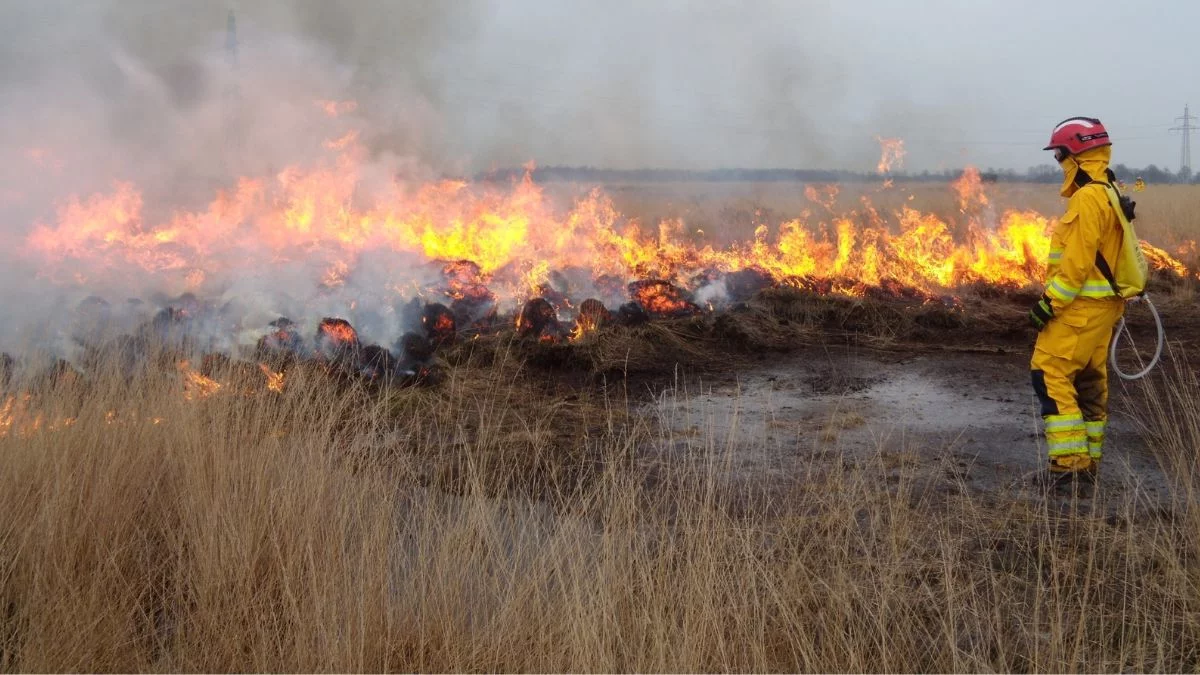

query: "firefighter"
(1029, 117), (1126, 476)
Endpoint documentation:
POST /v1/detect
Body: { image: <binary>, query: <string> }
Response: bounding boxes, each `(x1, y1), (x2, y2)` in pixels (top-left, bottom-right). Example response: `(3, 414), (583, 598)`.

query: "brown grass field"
(3, 182), (1200, 672)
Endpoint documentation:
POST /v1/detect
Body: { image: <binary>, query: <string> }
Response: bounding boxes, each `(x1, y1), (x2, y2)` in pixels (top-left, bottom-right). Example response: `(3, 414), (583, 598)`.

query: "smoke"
(0, 0), (969, 356)
(0, 1), (899, 177)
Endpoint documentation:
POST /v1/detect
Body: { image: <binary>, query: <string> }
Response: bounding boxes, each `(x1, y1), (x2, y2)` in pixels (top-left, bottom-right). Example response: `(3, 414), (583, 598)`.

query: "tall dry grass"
(3, 344), (1200, 672)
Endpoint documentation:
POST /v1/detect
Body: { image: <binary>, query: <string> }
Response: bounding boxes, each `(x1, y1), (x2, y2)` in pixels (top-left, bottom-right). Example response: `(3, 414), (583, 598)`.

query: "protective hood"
(1059, 145), (1112, 198)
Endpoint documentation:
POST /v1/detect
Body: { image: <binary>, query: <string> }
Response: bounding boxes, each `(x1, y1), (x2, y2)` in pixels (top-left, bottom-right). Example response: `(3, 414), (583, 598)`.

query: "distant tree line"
(979, 163), (1195, 185)
(476, 164), (1200, 185)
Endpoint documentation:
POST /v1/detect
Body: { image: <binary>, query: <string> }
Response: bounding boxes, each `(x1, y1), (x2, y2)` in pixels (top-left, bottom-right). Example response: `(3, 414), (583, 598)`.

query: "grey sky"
(0, 0), (1193, 173)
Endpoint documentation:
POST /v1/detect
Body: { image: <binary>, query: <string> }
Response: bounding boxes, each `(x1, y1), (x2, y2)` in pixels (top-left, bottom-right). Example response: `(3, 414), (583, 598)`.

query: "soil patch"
(642, 345), (1172, 512)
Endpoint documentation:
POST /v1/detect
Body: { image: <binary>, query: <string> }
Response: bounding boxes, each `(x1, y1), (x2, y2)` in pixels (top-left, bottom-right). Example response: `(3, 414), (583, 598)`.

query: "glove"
(1029, 295), (1053, 331)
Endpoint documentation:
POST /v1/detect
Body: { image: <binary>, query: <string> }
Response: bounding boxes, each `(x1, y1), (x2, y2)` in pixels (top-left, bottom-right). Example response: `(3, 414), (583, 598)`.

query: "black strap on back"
(1094, 251), (1121, 296)
(1071, 171), (1124, 296)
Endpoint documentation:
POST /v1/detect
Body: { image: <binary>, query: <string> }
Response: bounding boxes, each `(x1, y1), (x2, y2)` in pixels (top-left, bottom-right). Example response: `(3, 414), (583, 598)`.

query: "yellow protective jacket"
(1043, 145), (1123, 310)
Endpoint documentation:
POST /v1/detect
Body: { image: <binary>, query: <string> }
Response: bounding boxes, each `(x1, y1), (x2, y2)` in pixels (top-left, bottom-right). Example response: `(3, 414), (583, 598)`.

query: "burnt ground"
(438, 285), (1197, 513)
(639, 344), (1175, 514)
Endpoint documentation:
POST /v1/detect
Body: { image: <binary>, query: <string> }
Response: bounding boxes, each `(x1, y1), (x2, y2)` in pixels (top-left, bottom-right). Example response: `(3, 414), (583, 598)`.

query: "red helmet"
(1043, 117), (1111, 159)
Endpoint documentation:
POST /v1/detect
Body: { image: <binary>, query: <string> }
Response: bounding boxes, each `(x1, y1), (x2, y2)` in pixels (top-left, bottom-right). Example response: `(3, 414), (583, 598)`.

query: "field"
(3, 182), (1200, 671)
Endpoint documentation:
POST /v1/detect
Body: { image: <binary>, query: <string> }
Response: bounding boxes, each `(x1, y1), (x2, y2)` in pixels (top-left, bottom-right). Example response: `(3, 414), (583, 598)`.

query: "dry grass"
(3, 340), (1200, 672)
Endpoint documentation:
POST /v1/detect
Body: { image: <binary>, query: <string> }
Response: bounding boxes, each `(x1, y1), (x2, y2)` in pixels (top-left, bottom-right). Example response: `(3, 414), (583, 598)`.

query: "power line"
(1169, 104), (1196, 174)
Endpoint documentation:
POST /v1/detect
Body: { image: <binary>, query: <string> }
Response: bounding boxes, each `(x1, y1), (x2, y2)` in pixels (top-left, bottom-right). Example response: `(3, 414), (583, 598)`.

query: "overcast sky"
(0, 0), (1194, 173)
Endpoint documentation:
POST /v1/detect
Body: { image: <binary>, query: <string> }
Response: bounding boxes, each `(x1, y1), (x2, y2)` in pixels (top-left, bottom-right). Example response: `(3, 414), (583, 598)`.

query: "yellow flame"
(178, 361), (222, 401)
(259, 363), (286, 393)
(18, 127), (1193, 303)
(952, 167), (990, 212)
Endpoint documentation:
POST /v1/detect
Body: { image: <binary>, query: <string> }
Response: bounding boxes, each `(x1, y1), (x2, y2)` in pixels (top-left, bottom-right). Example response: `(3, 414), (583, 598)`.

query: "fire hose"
(1109, 294), (1164, 381)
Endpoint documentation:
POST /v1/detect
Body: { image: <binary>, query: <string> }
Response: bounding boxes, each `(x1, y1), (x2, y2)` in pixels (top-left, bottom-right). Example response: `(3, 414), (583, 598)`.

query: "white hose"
(1109, 294), (1165, 381)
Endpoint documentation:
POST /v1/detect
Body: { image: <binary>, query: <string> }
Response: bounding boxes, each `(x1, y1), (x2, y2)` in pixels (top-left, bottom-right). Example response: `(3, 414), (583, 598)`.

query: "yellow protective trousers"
(1030, 297), (1125, 460)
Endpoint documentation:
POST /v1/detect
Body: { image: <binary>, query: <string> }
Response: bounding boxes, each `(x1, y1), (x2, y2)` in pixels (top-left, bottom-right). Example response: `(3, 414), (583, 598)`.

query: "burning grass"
(4, 344), (1200, 671)
(21, 122), (1199, 333)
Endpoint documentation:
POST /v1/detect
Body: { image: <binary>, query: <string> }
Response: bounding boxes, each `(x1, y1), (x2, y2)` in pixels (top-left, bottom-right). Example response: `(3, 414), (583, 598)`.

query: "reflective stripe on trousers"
(1044, 412), (1087, 456)
(1086, 420), (1105, 459)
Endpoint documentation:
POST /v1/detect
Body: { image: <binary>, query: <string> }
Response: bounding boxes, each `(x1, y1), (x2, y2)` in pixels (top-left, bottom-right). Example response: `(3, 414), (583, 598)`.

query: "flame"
(315, 99), (358, 118)
(18, 122), (1194, 307)
(804, 184), (839, 211)
(570, 299), (610, 341)
(259, 363), (285, 393)
(630, 280), (699, 318)
(952, 167), (990, 212)
(178, 360), (222, 401)
(875, 137), (906, 173)
(1174, 241), (1200, 278)
(0, 395), (17, 437)
(0, 398), (170, 438)
(184, 269), (206, 289)
(1142, 241), (1189, 278)
(322, 260), (349, 288)
(1, 359), (289, 438)
(318, 319), (358, 345)
(515, 297), (563, 342)
(1, 394), (80, 438)
(524, 260), (551, 297)
(324, 130), (360, 151)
